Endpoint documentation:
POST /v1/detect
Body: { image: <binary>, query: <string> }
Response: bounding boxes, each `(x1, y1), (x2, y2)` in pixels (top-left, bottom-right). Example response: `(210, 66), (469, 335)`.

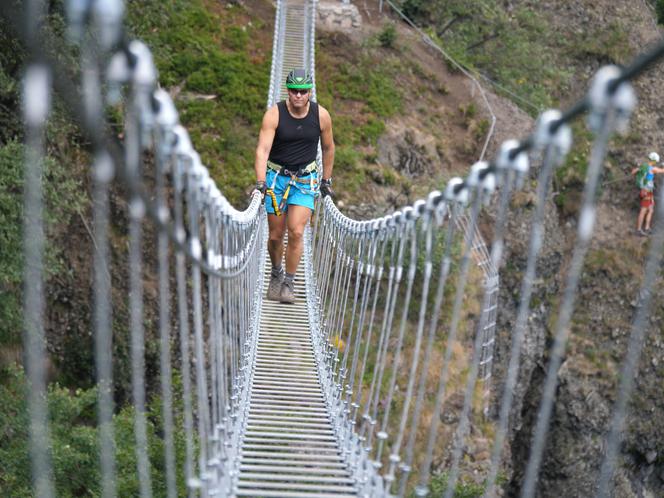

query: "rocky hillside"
(313, 1), (664, 496)
(375, 1), (664, 497)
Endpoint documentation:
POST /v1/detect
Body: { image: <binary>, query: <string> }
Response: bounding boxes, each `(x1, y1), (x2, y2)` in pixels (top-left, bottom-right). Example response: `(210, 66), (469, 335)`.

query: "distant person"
(631, 152), (664, 236)
(253, 69), (335, 303)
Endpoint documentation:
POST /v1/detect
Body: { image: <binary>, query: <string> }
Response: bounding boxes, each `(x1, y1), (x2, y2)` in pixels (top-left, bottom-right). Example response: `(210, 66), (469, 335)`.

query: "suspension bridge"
(13, 0), (664, 497)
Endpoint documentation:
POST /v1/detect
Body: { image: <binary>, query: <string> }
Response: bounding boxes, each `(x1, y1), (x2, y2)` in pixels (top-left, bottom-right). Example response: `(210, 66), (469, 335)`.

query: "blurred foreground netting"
(9, 0), (664, 496)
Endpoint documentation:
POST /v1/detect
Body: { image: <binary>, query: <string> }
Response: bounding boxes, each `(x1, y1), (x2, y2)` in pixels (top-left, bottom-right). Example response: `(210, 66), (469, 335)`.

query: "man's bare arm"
(319, 105), (335, 181)
(254, 106), (278, 182)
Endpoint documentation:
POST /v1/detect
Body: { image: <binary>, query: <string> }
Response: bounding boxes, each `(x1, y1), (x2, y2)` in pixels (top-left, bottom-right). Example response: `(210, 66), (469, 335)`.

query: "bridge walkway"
(235, 256), (357, 497)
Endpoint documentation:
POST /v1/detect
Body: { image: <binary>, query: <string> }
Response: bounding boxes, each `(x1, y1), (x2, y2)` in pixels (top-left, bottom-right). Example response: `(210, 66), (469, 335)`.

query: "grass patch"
(126, 0), (271, 207)
(316, 34), (405, 199)
(420, 471), (486, 497)
(585, 246), (644, 281)
(564, 21), (631, 64)
(406, 1), (572, 112)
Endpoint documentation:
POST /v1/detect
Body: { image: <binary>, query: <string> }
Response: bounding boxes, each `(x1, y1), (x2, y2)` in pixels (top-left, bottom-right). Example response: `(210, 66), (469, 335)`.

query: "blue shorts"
(265, 169), (319, 214)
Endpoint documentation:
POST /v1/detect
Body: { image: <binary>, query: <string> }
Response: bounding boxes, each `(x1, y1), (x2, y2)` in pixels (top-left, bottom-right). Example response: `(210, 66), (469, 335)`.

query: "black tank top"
(268, 101), (320, 169)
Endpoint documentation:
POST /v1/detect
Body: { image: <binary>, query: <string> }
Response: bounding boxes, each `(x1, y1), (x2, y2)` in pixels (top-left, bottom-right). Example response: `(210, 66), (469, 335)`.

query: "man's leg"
(285, 205), (312, 274)
(267, 213), (287, 300)
(637, 207), (647, 231)
(267, 213), (287, 267)
(278, 205), (312, 303)
(645, 205), (655, 231)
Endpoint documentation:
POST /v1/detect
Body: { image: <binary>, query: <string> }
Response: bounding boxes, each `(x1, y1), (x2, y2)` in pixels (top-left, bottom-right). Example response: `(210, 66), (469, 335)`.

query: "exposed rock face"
(317, 1), (361, 32)
(377, 122), (441, 177)
(488, 3), (664, 497)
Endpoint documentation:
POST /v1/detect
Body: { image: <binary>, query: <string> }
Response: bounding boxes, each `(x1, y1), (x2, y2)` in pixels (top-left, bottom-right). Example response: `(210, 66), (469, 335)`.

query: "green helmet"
(286, 69), (313, 89)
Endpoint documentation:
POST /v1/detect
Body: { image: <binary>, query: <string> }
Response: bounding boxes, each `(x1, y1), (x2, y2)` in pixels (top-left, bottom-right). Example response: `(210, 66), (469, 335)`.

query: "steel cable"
(521, 107), (620, 498)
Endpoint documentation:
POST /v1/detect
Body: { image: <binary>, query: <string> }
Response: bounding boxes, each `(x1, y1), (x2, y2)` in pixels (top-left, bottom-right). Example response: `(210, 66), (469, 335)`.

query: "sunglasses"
(288, 88), (310, 96)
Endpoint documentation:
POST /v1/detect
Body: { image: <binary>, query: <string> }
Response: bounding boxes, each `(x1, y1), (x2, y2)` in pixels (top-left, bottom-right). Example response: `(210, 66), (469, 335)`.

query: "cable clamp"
(23, 65), (51, 127)
(190, 238), (202, 260)
(497, 139), (530, 188)
(533, 109), (572, 157)
(153, 88), (178, 132)
(129, 40), (157, 89)
(106, 50), (130, 105)
(128, 197), (145, 220)
(172, 128), (192, 188)
(92, 0), (124, 50)
(156, 205), (169, 225)
(426, 190), (441, 212)
(128, 41), (157, 144)
(214, 195), (226, 217)
(467, 161), (496, 199)
(445, 177), (469, 206)
(93, 151), (114, 184)
(201, 177), (215, 209)
(402, 205), (415, 222)
(412, 199), (426, 221)
(587, 64), (636, 134)
(434, 198), (448, 227)
(187, 153), (204, 198)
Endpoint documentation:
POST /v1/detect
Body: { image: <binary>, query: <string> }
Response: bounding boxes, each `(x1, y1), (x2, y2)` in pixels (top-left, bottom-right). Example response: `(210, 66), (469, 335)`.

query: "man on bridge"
(254, 69), (335, 303)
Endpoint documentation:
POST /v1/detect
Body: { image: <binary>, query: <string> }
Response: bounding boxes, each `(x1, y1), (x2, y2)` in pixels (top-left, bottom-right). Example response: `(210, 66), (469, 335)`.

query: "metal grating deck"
(235, 257), (357, 497)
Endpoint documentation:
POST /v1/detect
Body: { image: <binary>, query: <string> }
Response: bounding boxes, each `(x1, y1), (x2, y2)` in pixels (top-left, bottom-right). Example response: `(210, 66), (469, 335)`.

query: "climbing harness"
(266, 188), (281, 216)
(266, 160), (319, 216)
(267, 159), (317, 176)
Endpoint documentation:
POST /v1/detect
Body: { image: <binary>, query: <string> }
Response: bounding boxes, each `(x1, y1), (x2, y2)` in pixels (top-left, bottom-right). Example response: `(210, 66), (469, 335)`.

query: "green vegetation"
(655, 0), (664, 24)
(126, 0), (271, 207)
(378, 22), (398, 48)
(0, 141), (85, 347)
(565, 22), (631, 63)
(0, 14), (24, 144)
(397, 0), (631, 113)
(397, 0), (571, 111)
(420, 472), (485, 497)
(316, 35), (405, 196)
(0, 365), (190, 496)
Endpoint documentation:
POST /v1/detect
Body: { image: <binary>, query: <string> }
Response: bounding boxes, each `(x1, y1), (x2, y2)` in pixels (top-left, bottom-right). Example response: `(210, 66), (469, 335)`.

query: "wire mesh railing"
(12, 0), (664, 496)
(17, 0), (267, 496)
(304, 12), (664, 496)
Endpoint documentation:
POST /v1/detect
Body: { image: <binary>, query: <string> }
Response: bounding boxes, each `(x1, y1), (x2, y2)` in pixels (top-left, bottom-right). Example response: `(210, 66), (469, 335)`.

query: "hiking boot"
(267, 272), (283, 301)
(279, 279), (295, 304)
(637, 229), (648, 237)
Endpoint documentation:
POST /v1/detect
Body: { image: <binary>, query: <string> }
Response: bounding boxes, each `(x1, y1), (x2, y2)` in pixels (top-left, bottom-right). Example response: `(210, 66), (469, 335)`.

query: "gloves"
(320, 178), (334, 198)
(255, 180), (267, 198)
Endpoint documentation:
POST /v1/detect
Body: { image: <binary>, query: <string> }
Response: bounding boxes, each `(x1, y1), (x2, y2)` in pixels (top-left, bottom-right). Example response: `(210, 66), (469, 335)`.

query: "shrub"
(656, 0), (664, 25)
(378, 23), (397, 48)
(0, 365), (191, 496)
